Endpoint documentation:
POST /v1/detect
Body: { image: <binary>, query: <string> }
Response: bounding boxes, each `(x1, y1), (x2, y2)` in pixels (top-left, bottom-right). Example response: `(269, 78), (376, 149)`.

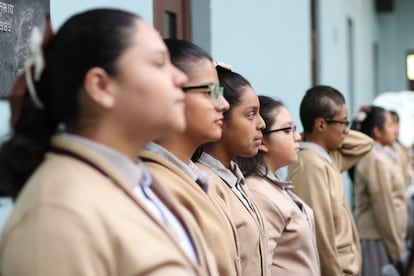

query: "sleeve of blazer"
(289, 163), (343, 276)
(1, 206), (108, 276)
(365, 157), (403, 264)
(331, 130), (374, 172)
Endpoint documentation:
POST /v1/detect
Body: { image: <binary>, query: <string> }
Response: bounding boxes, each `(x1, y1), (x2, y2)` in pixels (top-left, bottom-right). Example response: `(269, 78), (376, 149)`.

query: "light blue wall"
(317, 0), (379, 201)
(318, 0), (378, 114)
(209, 0), (311, 131)
(51, 0), (153, 29)
(208, 0), (379, 129)
(0, 100), (11, 231)
(191, 0), (212, 53)
(0, 101), (10, 142)
(205, 0), (380, 202)
(378, 0), (414, 93)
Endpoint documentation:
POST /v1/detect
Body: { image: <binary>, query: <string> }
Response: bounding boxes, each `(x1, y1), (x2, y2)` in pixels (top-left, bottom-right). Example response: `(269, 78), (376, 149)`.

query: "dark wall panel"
(0, 0), (50, 98)
(376, 0), (394, 12)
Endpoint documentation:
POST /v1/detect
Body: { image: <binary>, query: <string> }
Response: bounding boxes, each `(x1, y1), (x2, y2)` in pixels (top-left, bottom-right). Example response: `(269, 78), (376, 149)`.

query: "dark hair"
(236, 96), (284, 177)
(348, 105), (387, 182)
(164, 38), (212, 76)
(0, 9), (140, 199)
(216, 66), (251, 122)
(390, 110), (400, 123)
(192, 66), (252, 161)
(163, 39), (214, 162)
(300, 85), (346, 133)
(351, 105), (387, 137)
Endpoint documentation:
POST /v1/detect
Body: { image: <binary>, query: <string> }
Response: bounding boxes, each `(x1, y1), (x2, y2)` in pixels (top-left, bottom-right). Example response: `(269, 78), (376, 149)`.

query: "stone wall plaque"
(0, 0), (50, 98)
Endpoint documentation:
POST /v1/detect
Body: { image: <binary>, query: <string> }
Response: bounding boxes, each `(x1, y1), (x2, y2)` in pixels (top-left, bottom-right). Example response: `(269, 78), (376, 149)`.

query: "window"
(153, 0), (191, 40)
(407, 53), (414, 90)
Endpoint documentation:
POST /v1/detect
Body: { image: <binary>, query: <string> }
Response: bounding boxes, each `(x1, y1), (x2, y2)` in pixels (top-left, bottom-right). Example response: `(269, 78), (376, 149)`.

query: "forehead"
(384, 111), (393, 123)
(130, 20), (167, 54)
(272, 107), (292, 125)
(238, 86), (258, 107)
(186, 59), (218, 84)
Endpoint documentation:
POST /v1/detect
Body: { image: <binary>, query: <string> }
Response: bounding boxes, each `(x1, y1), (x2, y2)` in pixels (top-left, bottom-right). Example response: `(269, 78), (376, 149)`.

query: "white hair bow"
(214, 61), (233, 71)
(24, 27), (45, 109)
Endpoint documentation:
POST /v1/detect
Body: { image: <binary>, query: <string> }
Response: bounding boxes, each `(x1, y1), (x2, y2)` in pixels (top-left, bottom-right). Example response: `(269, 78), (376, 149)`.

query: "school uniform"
(140, 143), (240, 276)
(391, 142), (413, 187)
(197, 152), (268, 276)
(287, 130), (374, 276)
(0, 134), (218, 276)
(245, 170), (321, 276)
(354, 142), (408, 274)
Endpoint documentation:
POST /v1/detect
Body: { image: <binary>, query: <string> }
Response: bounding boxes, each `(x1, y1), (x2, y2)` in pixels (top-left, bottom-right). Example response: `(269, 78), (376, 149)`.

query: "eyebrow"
(278, 121), (294, 126)
(188, 82), (216, 86)
(244, 105), (259, 112)
(150, 49), (168, 57)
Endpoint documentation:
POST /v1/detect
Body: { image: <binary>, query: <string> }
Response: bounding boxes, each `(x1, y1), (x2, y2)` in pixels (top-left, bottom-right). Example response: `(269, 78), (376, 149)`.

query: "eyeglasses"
(182, 83), (224, 108)
(324, 118), (350, 127)
(263, 124), (297, 139)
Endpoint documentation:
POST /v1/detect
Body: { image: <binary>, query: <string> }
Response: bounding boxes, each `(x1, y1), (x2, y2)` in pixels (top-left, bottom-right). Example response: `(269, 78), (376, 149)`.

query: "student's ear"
(314, 118), (326, 132)
(84, 67), (116, 108)
(372, 126), (382, 140)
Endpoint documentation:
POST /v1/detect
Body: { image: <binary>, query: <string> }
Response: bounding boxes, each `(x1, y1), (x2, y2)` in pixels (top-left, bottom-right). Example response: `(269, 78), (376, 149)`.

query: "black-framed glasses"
(263, 124), (297, 138)
(182, 83), (224, 108)
(324, 118), (350, 127)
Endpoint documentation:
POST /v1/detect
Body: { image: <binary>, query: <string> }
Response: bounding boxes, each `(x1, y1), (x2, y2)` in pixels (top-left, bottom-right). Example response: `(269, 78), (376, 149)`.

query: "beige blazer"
(354, 143), (408, 264)
(196, 161), (268, 276)
(392, 142), (413, 187)
(0, 135), (218, 276)
(245, 175), (321, 276)
(140, 149), (240, 276)
(287, 130), (373, 276)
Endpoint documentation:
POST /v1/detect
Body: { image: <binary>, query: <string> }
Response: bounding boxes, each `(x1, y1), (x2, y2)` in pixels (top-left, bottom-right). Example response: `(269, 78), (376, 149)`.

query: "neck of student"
(302, 132), (329, 152)
(69, 124), (147, 161)
(156, 135), (200, 164)
(204, 143), (233, 168)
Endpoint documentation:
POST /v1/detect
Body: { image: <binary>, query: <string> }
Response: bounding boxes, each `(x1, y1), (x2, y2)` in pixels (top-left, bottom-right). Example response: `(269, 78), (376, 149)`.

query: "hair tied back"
(25, 26), (45, 109)
(214, 61), (232, 71)
(10, 15), (53, 126)
(354, 110), (367, 122)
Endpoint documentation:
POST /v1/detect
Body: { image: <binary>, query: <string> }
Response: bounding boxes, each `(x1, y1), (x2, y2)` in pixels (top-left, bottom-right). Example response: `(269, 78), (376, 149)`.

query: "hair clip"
(354, 111), (367, 122)
(10, 15), (53, 126)
(24, 27), (45, 109)
(214, 61), (232, 71)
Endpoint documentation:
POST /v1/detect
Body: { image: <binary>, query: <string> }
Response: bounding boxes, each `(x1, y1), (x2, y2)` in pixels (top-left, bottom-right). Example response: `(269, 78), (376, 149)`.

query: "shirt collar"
(300, 141), (333, 165)
(144, 142), (209, 192)
(60, 133), (150, 189)
(257, 166), (294, 190)
(375, 142), (399, 162)
(198, 152), (243, 188)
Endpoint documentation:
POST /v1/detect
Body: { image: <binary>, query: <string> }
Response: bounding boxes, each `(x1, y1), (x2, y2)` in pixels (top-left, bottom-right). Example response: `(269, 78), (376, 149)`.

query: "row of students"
(0, 7), (406, 276)
(139, 39), (240, 276)
(236, 96), (321, 275)
(0, 9), (315, 274)
(350, 106), (408, 275)
(0, 9), (219, 275)
(0, 9), (271, 275)
(287, 86), (374, 275)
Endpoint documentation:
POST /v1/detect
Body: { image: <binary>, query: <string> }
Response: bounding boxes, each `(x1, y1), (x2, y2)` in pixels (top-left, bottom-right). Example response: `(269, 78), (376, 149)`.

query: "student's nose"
(257, 114), (266, 130)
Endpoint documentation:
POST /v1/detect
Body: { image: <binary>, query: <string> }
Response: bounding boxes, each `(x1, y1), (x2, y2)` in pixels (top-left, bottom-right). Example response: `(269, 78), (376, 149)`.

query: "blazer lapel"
(50, 141), (201, 271)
